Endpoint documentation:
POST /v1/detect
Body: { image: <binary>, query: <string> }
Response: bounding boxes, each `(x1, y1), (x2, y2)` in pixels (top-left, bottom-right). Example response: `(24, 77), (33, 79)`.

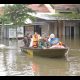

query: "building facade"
(24, 4), (80, 39)
(0, 4), (80, 39)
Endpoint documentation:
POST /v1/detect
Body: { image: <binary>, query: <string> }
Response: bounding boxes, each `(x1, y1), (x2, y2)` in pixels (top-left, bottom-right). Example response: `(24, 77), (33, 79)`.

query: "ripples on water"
(0, 37), (80, 76)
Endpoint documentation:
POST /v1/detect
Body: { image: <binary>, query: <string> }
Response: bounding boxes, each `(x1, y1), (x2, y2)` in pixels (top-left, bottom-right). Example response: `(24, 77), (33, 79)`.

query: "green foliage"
(65, 13), (80, 19)
(52, 11), (80, 20)
(0, 15), (12, 24)
(3, 4), (36, 25)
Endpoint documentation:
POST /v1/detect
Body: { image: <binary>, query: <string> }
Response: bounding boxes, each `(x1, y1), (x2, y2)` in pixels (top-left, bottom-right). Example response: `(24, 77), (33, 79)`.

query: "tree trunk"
(57, 20), (59, 38)
(0, 23), (4, 44)
(16, 25), (18, 50)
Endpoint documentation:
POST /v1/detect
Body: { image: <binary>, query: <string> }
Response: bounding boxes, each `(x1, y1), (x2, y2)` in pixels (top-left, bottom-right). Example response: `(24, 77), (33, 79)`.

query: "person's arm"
(29, 38), (33, 47)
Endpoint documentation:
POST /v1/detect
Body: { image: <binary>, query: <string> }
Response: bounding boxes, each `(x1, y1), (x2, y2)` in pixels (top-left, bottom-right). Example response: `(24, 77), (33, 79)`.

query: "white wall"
(9, 27), (24, 38)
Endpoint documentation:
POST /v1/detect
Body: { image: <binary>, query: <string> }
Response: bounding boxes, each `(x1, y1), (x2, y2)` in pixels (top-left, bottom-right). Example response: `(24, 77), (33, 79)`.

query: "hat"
(50, 34), (55, 38)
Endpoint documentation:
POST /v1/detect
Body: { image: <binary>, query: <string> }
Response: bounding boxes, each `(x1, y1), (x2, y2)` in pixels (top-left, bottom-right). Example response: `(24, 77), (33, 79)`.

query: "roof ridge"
(44, 4), (55, 14)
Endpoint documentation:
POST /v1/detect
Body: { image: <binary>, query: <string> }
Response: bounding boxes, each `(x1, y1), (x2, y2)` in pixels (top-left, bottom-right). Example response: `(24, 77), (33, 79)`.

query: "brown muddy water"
(0, 37), (80, 76)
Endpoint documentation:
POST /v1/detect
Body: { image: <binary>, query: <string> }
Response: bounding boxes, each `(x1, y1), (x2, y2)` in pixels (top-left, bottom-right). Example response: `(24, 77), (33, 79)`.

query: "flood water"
(0, 37), (80, 76)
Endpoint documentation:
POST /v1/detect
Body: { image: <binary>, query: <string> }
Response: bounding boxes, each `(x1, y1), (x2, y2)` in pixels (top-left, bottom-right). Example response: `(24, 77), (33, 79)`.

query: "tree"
(3, 4), (36, 40)
(4, 4), (35, 25)
(0, 12), (10, 43)
(0, 4), (36, 48)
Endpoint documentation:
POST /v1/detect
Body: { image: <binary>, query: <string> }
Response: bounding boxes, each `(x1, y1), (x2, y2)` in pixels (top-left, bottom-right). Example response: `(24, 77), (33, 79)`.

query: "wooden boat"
(20, 46), (69, 58)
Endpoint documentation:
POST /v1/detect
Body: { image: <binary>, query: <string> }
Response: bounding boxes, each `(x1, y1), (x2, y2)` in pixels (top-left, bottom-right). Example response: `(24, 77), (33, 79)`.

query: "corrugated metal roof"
(28, 12), (80, 20)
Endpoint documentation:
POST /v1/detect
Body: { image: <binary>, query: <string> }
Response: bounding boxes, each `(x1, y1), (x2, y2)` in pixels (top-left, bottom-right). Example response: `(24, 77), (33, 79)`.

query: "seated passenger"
(38, 37), (51, 49)
(50, 42), (65, 48)
(23, 33), (31, 47)
(29, 32), (40, 48)
(48, 33), (65, 48)
(48, 34), (59, 46)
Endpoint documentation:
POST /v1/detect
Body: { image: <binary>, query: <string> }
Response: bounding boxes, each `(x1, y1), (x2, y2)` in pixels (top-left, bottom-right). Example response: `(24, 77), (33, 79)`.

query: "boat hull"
(21, 47), (68, 58)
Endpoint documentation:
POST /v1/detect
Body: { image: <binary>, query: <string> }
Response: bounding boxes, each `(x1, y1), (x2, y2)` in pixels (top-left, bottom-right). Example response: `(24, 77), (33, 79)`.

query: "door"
(71, 26), (74, 38)
(79, 26), (80, 38)
(65, 26), (70, 37)
(34, 25), (41, 35)
(65, 26), (74, 38)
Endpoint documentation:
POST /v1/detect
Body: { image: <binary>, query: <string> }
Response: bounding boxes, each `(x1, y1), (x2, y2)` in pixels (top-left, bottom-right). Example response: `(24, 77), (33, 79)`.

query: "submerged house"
(0, 4), (80, 39)
(25, 4), (80, 39)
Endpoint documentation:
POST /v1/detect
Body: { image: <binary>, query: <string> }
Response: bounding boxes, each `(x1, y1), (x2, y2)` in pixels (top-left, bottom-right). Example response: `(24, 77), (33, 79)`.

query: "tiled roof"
(27, 4), (50, 13)
(54, 4), (80, 10)
(0, 4), (80, 16)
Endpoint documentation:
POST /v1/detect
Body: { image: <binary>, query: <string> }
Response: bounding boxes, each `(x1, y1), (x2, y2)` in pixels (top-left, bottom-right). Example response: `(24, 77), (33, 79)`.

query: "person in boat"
(48, 34), (59, 46)
(38, 36), (51, 49)
(50, 41), (65, 48)
(48, 33), (65, 48)
(23, 33), (31, 47)
(30, 32), (41, 48)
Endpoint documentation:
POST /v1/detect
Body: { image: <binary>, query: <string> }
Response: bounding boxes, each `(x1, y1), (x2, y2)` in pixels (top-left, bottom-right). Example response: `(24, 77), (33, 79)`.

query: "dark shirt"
(23, 36), (31, 47)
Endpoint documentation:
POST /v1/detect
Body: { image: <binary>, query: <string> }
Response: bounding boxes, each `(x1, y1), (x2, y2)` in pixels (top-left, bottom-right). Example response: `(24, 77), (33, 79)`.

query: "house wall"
(3, 25), (9, 39)
(2, 25), (24, 39)
(48, 21), (64, 38)
(0, 20), (80, 39)
(43, 20), (80, 39)
(31, 20), (80, 39)
(64, 20), (80, 38)
(75, 21), (80, 37)
(41, 22), (49, 36)
(24, 25), (34, 35)
(49, 22), (55, 34)
(0, 25), (9, 39)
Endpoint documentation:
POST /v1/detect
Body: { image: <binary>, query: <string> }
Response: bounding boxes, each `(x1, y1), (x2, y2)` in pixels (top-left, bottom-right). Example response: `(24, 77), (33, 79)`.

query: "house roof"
(28, 12), (80, 20)
(28, 13), (55, 20)
(53, 4), (80, 10)
(27, 4), (50, 13)
(0, 4), (80, 22)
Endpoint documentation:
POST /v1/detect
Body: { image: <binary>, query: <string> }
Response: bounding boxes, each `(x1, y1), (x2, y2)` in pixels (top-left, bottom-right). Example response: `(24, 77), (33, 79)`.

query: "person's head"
(43, 37), (48, 42)
(50, 34), (55, 39)
(34, 32), (38, 35)
(26, 33), (30, 36)
(27, 33), (29, 35)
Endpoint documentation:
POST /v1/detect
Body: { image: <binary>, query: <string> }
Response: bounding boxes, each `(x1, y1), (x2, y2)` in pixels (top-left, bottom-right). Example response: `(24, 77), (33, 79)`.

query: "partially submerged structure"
(0, 4), (80, 39)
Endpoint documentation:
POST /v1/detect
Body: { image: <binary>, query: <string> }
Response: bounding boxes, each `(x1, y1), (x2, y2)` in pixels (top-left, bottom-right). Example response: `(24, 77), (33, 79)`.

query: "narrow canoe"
(20, 46), (69, 58)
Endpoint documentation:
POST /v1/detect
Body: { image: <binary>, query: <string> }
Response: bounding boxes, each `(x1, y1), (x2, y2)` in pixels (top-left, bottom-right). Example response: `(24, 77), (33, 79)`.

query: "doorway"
(71, 26), (74, 38)
(65, 26), (70, 38)
(65, 26), (74, 38)
(34, 25), (41, 35)
(79, 26), (80, 38)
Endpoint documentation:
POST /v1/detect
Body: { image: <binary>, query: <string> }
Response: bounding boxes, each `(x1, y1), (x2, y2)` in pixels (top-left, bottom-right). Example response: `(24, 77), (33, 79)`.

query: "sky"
(0, 4), (4, 7)
(0, 4), (13, 7)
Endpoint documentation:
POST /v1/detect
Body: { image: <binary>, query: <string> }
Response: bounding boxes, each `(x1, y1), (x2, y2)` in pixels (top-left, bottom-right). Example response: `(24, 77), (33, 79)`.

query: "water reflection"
(0, 36), (80, 76)
(32, 57), (67, 76)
